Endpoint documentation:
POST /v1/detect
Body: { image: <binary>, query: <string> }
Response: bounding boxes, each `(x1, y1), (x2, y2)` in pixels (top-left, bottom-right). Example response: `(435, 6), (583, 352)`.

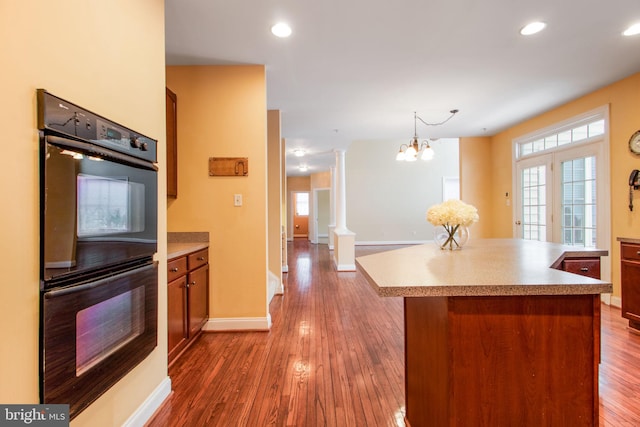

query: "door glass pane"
(561, 156), (596, 247)
(521, 165), (547, 241)
(295, 192), (309, 216)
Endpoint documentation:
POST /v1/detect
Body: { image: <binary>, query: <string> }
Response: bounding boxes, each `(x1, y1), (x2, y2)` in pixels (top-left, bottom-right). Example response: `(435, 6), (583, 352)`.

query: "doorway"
(313, 188), (330, 244)
(293, 191), (309, 238)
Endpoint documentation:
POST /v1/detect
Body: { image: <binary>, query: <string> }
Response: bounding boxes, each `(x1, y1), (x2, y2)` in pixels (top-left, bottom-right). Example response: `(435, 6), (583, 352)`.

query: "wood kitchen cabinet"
(621, 242), (640, 330)
(166, 87), (177, 198)
(168, 247), (209, 365)
(561, 257), (601, 279)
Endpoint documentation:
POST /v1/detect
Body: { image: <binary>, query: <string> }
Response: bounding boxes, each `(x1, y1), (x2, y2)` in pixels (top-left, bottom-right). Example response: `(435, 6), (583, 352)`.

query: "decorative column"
(333, 149), (356, 271)
(328, 165), (336, 250)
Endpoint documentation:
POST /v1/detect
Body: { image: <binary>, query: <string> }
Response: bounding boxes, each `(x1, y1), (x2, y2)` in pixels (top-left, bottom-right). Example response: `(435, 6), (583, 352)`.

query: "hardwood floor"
(148, 240), (640, 426)
(599, 301), (640, 426)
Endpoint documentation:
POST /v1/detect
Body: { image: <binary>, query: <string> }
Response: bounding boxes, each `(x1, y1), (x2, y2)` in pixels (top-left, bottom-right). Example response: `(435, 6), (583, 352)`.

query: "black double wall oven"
(38, 90), (158, 419)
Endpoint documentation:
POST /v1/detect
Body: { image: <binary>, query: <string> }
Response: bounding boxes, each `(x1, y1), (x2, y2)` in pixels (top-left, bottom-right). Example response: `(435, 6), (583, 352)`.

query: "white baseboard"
(609, 294), (621, 308)
(122, 376), (171, 427)
(268, 271), (280, 303)
(335, 263), (356, 271)
(204, 315), (272, 331)
(355, 240), (429, 246)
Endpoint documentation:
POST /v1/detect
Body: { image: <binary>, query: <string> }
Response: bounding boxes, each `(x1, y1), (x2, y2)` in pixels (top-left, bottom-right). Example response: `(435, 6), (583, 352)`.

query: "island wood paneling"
(405, 295), (599, 426)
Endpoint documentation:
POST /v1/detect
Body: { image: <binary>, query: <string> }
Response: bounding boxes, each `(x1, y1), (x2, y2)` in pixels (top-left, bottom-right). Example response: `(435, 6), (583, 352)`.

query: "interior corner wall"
(459, 137), (492, 238)
(346, 138), (460, 243)
(1, 1), (167, 425)
(281, 139), (288, 269)
(267, 110), (282, 299)
(166, 65), (269, 320)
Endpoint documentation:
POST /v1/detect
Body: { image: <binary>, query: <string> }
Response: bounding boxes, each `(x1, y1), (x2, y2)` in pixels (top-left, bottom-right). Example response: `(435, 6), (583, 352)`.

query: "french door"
(515, 142), (607, 249)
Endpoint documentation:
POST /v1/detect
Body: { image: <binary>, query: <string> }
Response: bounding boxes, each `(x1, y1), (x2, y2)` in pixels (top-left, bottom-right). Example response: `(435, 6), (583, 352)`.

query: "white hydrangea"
(426, 199), (479, 227)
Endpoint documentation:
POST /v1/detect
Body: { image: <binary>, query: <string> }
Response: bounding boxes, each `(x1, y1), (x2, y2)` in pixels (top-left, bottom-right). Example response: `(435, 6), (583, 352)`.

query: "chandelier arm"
(415, 109), (459, 127)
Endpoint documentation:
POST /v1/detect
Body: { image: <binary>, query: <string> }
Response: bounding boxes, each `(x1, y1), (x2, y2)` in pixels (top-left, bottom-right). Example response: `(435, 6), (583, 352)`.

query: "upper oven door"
(41, 134), (158, 285)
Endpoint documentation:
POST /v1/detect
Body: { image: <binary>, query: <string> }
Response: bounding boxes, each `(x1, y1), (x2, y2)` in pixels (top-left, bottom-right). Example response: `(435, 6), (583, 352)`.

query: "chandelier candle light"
(427, 199), (479, 250)
(396, 110), (459, 162)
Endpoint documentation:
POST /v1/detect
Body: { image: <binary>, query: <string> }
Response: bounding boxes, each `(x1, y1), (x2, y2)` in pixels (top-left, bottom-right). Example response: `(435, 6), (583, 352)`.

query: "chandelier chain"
(415, 109), (459, 127)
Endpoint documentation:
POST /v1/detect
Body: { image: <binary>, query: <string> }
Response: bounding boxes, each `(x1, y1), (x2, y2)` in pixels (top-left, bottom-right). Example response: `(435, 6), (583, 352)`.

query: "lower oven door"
(41, 262), (158, 419)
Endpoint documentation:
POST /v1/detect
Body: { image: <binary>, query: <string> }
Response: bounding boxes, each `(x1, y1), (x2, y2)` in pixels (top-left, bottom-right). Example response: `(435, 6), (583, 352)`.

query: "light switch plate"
(234, 194), (242, 207)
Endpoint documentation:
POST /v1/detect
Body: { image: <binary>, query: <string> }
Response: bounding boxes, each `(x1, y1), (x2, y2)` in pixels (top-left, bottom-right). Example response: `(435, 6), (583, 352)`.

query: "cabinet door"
(187, 265), (209, 337)
(166, 87), (178, 198)
(621, 260), (640, 324)
(168, 275), (187, 362)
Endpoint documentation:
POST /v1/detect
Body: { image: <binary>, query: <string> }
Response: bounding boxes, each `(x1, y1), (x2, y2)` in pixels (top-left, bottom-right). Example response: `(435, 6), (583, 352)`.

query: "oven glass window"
(77, 174), (145, 237)
(75, 286), (145, 376)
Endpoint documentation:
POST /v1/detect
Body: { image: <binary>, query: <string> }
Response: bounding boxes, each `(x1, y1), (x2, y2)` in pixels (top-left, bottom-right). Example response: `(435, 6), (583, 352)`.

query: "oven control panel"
(37, 89), (157, 163)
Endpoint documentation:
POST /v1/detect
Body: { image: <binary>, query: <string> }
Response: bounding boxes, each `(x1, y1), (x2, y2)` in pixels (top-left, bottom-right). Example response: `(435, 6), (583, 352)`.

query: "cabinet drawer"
(167, 257), (187, 282)
(621, 243), (640, 261)
(562, 258), (601, 280)
(188, 249), (208, 270)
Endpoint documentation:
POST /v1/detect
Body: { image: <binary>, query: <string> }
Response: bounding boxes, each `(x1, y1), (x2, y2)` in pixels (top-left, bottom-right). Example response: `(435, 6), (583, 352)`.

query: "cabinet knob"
(636, 251), (640, 256)
(170, 267), (179, 272)
(197, 256), (205, 261)
(580, 267), (589, 272)
(190, 281), (197, 287)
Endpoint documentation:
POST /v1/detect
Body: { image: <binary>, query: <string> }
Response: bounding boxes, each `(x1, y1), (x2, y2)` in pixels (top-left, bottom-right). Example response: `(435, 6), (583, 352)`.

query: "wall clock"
(630, 130), (640, 154)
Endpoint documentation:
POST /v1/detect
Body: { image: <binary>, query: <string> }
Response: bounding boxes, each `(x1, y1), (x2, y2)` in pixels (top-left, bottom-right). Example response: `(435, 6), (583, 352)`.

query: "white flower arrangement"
(427, 199), (479, 250)
(426, 199), (479, 227)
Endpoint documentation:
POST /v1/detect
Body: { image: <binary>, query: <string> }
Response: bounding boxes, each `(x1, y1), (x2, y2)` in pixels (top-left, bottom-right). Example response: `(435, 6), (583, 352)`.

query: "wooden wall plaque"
(208, 157), (249, 176)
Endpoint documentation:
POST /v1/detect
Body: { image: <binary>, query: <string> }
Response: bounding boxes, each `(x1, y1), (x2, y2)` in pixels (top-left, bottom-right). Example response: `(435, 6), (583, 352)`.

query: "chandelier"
(396, 110), (459, 162)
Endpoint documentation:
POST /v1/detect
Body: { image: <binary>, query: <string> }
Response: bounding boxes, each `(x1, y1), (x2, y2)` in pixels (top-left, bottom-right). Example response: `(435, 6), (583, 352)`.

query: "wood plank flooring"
(148, 240), (640, 427)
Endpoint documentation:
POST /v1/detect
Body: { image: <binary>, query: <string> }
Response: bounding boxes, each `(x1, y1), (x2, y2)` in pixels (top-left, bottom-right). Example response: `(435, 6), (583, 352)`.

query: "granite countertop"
(167, 232), (209, 260)
(617, 237), (640, 244)
(168, 242), (209, 260)
(356, 238), (612, 297)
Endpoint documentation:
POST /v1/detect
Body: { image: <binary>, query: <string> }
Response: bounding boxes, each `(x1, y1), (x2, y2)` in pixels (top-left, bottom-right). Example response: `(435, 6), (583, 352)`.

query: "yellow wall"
(459, 137), (492, 238)
(281, 139), (288, 264)
(166, 66), (269, 319)
(481, 72), (640, 297)
(311, 171), (331, 189)
(267, 110), (282, 281)
(0, 1), (167, 425)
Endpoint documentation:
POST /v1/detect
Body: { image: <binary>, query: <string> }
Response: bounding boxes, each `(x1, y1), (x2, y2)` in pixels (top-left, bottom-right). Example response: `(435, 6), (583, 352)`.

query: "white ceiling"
(165, 0), (640, 176)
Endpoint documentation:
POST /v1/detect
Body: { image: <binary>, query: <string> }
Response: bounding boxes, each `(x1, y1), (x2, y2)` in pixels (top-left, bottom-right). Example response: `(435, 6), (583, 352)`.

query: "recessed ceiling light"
(271, 22), (292, 38)
(623, 23), (640, 36)
(520, 21), (547, 36)
(293, 149), (305, 157)
(298, 164), (308, 172)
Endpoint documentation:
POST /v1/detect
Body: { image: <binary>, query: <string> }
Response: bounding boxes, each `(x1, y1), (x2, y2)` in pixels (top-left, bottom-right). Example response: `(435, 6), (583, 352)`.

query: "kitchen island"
(356, 239), (611, 427)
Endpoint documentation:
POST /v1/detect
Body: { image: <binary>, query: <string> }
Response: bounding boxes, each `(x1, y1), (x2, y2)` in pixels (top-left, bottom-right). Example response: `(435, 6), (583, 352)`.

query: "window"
(295, 192), (309, 216)
(516, 117), (605, 159)
(521, 165), (547, 241)
(561, 157), (596, 247)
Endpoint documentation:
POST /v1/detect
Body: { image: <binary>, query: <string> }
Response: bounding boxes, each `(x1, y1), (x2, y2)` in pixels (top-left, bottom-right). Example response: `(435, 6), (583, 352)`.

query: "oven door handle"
(43, 262), (157, 298)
